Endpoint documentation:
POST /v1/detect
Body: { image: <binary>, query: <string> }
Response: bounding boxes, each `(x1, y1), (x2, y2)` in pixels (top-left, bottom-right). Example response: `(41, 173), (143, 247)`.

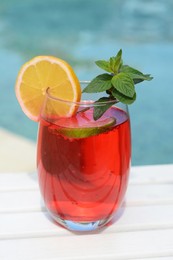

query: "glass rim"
(46, 81), (118, 107)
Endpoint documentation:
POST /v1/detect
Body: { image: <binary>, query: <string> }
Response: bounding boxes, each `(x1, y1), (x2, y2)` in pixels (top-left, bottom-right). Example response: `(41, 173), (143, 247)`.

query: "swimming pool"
(0, 0), (173, 166)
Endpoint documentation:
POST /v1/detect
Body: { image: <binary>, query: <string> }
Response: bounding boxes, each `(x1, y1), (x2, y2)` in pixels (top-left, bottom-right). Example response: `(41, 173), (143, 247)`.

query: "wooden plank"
(0, 229), (173, 260)
(0, 190), (43, 213)
(130, 164), (173, 184)
(0, 172), (38, 191)
(0, 164), (173, 191)
(0, 166), (173, 259)
(126, 183), (173, 206)
(0, 204), (173, 239)
(132, 258), (173, 260)
(1, 181), (173, 213)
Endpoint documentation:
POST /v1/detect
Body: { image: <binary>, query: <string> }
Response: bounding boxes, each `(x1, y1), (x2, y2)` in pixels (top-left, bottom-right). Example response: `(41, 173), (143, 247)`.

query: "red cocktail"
(15, 51), (152, 232)
(37, 90), (131, 231)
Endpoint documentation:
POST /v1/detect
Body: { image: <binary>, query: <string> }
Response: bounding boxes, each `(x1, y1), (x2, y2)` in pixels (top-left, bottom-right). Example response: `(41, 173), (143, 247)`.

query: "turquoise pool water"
(0, 0), (173, 166)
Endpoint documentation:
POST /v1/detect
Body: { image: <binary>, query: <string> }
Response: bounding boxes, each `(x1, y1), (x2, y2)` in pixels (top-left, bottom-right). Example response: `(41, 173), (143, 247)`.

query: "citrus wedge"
(15, 56), (81, 121)
(56, 117), (116, 138)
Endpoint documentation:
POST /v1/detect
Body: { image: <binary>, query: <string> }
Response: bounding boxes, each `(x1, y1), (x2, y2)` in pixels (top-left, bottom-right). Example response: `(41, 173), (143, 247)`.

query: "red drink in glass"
(37, 106), (131, 231)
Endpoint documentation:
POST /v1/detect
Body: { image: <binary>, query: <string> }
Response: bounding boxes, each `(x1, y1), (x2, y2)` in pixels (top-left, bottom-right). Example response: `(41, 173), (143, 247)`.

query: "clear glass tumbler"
(37, 82), (131, 232)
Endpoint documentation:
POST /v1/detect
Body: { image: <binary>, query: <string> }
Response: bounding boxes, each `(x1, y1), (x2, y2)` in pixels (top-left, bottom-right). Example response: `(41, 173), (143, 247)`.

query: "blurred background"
(0, 0), (173, 167)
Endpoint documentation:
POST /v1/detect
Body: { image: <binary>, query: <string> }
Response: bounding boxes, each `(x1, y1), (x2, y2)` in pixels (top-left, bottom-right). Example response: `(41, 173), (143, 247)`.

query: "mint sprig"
(83, 49), (153, 120)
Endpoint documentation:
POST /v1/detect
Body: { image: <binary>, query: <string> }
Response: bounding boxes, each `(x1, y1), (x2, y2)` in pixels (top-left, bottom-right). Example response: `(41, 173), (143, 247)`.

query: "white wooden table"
(1, 164), (173, 260)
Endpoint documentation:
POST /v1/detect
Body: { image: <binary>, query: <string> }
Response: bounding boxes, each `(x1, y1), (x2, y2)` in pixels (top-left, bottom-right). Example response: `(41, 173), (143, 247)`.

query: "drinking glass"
(37, 82), (131, 232)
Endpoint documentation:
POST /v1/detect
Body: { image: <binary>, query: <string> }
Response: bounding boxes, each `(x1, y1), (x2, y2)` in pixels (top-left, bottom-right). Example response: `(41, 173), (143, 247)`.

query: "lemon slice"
(15, 56), (81, 121)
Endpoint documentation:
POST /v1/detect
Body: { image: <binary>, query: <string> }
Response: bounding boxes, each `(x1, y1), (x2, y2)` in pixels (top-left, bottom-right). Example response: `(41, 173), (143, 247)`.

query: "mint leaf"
(109, 49), (122, 74)
(133, 78), (147, 84)
(111, 72), (135, 98)
(112, 88), (136, 104)
(95, 60), (112, 73)
(82, 74), (113, 93)
(120, 65), (153, 82)
(82, 49), (153, 120)
(93, 97), (117, 120)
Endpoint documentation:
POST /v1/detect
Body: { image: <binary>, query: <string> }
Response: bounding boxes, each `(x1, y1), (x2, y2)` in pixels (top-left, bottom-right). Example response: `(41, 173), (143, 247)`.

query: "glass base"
(49, 212), (111, 232)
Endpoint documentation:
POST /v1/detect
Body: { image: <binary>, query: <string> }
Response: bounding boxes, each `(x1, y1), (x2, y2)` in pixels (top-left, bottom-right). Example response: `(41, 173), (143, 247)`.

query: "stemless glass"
(37, 82), (131, 232)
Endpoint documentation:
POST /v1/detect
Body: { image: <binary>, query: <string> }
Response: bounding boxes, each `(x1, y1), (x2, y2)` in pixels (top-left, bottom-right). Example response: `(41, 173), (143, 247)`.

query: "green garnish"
(83, 49), (153, 120)
(57, 117), (116, 138)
